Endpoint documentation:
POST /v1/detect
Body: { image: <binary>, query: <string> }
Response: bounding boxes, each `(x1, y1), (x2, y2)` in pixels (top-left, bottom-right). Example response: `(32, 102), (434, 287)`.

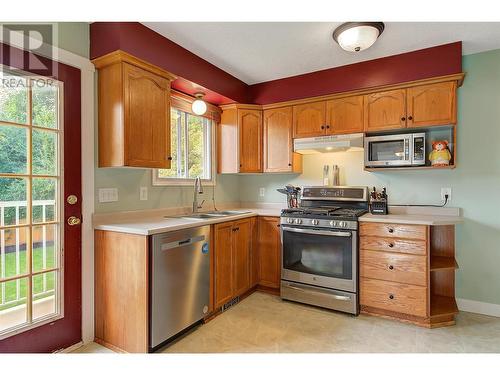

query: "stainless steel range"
(280, 186), (369, 315)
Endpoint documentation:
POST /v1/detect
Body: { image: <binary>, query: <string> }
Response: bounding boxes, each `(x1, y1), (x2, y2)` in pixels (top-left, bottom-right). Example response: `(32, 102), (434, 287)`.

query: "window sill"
(152, 178), (216, 187)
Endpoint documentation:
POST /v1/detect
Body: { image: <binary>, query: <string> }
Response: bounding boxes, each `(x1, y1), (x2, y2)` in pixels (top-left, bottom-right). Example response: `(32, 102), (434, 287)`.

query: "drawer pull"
(388, 265), (394, 270)
(388, 228), (394, 233)
(388, 243), (394, 248)
(389, 294), (394, 300)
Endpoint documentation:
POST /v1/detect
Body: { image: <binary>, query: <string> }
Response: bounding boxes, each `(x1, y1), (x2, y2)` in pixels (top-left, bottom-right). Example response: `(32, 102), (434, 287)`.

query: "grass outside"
(0, 246), (55, 311)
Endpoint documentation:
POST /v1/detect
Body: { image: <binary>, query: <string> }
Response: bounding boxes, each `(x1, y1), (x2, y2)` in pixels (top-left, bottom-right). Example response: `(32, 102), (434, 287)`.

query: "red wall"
(90, 23), (462, 106)
(249, 42), (462, 104)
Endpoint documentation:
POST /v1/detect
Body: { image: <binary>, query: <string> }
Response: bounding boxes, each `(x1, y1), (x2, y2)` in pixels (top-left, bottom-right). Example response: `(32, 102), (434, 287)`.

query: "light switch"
(98, 188), (118, 203)
(140, 186), (148, 201)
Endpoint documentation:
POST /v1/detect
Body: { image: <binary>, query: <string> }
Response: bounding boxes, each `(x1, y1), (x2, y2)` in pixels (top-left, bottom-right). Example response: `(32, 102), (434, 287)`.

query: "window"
(0, 68), (63, 338)
(153, 108), (214, 186)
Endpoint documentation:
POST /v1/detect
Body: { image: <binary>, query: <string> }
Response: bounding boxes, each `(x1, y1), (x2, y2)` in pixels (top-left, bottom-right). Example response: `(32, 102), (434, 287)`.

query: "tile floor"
(73, 292), (500, 353)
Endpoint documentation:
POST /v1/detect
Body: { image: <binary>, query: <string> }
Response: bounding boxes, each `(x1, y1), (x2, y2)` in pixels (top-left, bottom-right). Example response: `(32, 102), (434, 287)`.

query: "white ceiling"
(143, 22), (500, 85)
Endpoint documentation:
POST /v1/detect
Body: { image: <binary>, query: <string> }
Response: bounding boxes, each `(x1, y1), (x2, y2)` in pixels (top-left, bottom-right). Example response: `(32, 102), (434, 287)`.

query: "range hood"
(293, 133), (364, 154)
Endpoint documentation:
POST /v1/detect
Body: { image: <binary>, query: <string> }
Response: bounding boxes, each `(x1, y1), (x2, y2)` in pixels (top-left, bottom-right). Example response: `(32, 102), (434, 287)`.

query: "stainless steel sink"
(164, 210), (251, 220)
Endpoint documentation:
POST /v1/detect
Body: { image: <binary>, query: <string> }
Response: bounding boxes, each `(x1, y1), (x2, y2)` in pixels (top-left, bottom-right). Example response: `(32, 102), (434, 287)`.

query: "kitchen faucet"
(192, 177), (204, 213)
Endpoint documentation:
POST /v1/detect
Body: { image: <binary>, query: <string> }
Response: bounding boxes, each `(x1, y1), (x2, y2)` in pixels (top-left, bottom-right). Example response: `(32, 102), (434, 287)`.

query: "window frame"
(0, 67), (65, 340)
(153, 107), (216, 187)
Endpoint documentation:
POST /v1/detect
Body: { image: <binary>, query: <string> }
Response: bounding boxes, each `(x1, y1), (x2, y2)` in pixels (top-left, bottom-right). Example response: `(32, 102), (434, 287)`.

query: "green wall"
(57, 22), (89, 58)
(238, 49), (500, 305)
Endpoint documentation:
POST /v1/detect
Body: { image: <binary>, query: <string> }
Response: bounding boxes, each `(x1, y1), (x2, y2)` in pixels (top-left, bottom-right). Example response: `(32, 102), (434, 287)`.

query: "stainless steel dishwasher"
(150, 225), (210, 349)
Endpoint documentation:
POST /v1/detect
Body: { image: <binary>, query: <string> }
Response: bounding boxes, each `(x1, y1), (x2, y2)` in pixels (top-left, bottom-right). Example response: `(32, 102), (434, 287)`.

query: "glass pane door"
(282, 228), (353, 280)
(0, 69), (62, 338)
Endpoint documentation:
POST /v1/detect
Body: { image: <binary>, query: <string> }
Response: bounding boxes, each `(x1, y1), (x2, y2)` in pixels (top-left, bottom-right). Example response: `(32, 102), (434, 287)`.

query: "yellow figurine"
(429, 140), (452, 167)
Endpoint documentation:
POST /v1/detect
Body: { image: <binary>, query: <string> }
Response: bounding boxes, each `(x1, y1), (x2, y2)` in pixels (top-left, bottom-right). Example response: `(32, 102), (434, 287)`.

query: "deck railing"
(0, 200), (56, 310)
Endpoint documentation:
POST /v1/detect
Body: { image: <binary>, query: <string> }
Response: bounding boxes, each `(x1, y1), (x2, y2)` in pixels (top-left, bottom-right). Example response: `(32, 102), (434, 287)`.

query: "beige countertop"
(93, 203), (462, 235)
(93, 205), (282, 236)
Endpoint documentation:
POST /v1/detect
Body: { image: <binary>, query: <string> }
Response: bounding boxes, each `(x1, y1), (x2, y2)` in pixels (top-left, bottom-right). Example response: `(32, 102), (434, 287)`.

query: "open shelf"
(431, 294), (458, 317)
(365, 165), (456, 172)
(430, 256), (458, 271)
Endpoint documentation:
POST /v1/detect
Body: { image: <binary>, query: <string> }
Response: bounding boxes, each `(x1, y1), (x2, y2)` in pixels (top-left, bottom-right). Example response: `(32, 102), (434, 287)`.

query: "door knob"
(67, 216), (81, 226)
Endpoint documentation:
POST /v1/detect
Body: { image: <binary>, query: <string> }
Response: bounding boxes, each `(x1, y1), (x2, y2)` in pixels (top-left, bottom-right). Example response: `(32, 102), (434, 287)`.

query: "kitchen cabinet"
(407, 81), (457, 127)
(214, 218), (255, 308)
(92, 50), (176, 168)
(364, 89), (407, 132)
(326, 95), (364, 135)
(250, 217), (260, 287)
(218, 105), (263, 173)
(364, 82), (457, 132)
(258, 216), (281, 289)
(359, 221), (459, 328)
(292, 101), (327, 138)
(263, 107), (302, 173)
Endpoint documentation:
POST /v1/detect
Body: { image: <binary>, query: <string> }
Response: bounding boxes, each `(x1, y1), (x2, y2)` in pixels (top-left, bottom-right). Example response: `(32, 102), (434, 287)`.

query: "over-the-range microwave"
(364, 133), (426, 167)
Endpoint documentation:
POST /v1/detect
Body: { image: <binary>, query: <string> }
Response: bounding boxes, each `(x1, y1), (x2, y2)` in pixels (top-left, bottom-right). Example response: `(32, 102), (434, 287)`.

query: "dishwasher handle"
(160, 235), (206, 251)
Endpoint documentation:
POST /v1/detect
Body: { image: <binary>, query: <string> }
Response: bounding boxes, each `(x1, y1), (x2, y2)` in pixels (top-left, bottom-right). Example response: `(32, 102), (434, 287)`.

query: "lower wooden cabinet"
(257, 216), (281, 289)
(214, 218), (255, 308)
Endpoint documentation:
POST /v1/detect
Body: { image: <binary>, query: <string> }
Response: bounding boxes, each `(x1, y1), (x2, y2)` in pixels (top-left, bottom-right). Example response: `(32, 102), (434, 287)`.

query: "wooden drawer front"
(361, 278), (428, 317)
(360, 250), (427, 286)
(360, 236), (427, 256)
(360, 222), (427, 241)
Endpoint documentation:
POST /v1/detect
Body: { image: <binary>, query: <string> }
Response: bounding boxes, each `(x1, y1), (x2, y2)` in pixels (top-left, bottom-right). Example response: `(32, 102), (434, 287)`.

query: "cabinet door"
(292, 101), (326, 138)
(238, 109), (262, 173)
(249, 217), (260, 287)
(258, 217), (281, 289)
(407, 81), (457, 127)
(214, 222), (234, 308)
(364, 89), (406, 132)
(123, 63), (171, 168)
(263, 107), (301, 173)
(232, 219), (252, 296)
(326, 96), (364, 135)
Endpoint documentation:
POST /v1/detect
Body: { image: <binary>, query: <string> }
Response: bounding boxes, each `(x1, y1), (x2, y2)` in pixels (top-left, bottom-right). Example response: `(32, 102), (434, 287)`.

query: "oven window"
(369, 140), (406, 161)
(282, 229), (352, 279)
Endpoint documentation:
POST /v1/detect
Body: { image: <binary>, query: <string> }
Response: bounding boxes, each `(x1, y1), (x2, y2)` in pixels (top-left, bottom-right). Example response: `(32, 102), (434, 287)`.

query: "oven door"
(281, 226), (357, 293)
(364, 135), (412, 167)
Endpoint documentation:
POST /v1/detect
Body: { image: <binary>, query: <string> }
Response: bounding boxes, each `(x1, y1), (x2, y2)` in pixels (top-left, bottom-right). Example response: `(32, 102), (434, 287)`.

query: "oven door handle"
(284, 284), (352, 301)
(282, 226), (352, 237)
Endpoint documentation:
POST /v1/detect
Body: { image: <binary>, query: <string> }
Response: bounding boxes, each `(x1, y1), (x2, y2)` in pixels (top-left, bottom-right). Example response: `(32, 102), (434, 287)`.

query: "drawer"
(360, 277), (428, 317)
(360, 250), (427, 286)
(360, 222), (428, 241)
(360, 236), (427, 256)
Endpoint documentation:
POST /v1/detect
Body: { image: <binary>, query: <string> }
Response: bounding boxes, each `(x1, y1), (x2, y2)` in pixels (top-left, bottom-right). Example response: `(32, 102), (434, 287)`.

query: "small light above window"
(333, 22), (385, 52)
(191, 92), (207, 116)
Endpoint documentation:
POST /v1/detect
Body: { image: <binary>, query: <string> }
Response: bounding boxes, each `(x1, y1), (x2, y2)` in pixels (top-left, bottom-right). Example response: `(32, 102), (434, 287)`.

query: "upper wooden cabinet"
(292, 101), (327, 138)
(92, 51), (176, 168)
(364, 89), (407, 132)
(218, 105), (262, 173)
(326, 96), (364, 135)
(407, 81), (457, 127)
(263, 107), (302, 173)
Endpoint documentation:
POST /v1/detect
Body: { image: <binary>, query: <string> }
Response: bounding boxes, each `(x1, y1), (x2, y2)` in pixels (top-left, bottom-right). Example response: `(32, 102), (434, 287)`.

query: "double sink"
(165, 210), (252, 221)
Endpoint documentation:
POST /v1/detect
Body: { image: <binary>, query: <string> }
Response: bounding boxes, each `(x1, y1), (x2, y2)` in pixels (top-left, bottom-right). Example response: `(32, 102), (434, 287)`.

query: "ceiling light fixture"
(191, 92), (207, 115)
(333, 22), (385, 52)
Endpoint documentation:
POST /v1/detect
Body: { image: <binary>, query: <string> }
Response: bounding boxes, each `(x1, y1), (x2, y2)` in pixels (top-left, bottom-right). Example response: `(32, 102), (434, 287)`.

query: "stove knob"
(312, 219), (319, 226)
(340, 221), (348, 228)
(294, 218), (302, 224)
(330, 220), (336, 227)
(287, 218), (294, 224)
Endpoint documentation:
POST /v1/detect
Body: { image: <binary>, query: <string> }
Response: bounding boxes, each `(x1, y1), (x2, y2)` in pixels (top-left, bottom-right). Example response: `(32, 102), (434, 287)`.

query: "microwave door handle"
(282, 227), (352, 237)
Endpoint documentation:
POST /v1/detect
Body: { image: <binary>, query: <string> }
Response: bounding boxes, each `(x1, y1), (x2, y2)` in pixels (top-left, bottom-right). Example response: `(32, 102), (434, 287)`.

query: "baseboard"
(457, 298), (500, 317)
(54, 341), (84, 353)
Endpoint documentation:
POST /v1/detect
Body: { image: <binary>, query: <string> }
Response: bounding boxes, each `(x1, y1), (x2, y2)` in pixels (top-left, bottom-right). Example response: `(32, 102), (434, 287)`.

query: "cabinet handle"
(389, 294), (394, 300)
(408, 115), (413, 121)
(388, 243), (394, 248)
(388, 228), (394, 233)
(288, 163), (292, 167)
(326, 125), (330, 129)
(401, 117), (406, 122)
(167, 156), (172, 161)
(388, 265), (394, 270)
(321, 126), (325, 129)
(277, 224), (281, 228)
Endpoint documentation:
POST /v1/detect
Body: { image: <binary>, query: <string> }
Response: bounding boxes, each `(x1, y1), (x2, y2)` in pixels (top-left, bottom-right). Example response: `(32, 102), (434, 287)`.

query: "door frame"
(0, 29), (95, 351)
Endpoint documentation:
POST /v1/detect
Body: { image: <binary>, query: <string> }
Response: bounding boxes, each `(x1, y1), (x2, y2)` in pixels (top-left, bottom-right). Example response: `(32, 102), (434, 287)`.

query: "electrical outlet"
(98, 188), (118, 203)
(441, 187), (452, 203)
(259, 187), (265, 197)
(140, 186), (148, 201)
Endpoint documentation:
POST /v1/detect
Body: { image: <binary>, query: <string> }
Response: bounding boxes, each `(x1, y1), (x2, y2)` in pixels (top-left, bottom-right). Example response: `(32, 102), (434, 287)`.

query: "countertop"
(93, 204), (462, 235)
